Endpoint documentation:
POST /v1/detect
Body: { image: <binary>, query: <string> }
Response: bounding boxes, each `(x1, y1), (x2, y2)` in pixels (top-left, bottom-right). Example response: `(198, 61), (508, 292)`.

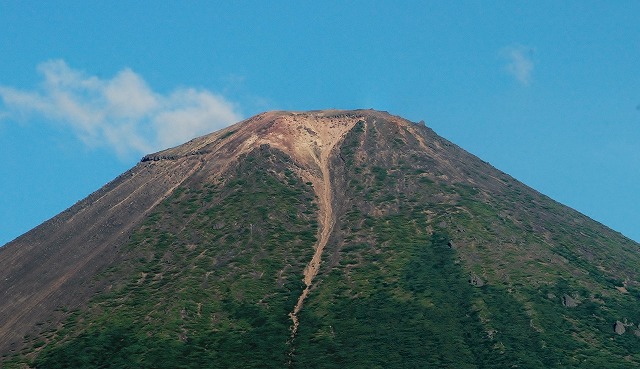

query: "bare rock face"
(469, 274), (484, 287)
(562, 294), (578, 308)
(614, 321), (626, 335)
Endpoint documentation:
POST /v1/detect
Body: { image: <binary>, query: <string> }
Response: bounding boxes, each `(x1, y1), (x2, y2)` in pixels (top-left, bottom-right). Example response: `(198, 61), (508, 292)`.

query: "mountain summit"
(2, 110), (640, 368)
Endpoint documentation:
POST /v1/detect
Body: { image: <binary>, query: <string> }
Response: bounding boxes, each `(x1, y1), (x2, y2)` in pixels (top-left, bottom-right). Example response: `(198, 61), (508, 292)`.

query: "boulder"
(469, 274), (484, 287)
(562, 294), (578, 308)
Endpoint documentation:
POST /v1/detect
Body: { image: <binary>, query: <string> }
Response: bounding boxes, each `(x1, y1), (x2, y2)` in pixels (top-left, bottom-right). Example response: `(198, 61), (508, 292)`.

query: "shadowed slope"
(295, 114), (640, 367)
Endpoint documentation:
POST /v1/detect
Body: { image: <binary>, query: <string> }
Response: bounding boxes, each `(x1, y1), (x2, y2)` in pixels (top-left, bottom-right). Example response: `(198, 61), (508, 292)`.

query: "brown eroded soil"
(0, 110), (362, 355)
(144, 110), (362, 351)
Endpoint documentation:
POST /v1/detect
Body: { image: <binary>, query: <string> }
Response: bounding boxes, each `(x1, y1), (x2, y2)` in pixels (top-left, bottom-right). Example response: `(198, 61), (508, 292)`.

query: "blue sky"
(1, 1), (639, 245)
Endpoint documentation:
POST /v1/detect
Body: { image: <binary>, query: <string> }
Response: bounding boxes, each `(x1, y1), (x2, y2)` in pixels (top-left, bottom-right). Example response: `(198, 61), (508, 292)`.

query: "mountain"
(2, 110), (640, 368)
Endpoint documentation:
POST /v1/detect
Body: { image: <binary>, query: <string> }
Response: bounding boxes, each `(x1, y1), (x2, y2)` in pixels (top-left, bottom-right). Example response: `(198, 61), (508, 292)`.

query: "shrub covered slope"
(3, 110), (640, 368)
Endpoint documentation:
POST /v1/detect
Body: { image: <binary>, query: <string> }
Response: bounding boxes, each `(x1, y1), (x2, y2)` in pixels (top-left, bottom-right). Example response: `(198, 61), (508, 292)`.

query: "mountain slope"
(2, 110), (640, 368)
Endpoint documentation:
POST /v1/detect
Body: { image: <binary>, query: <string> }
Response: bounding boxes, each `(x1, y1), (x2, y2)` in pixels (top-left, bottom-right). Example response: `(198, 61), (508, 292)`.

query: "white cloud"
(0, 60), (243, 158)
(502, 45), (535, 86)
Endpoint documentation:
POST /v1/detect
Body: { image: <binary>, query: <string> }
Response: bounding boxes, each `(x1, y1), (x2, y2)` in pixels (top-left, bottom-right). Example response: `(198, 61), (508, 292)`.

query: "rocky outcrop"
(562, 294), (578, 308)
(141, 154), (179, 162)
(614, 321), (626, 335)
(469, 274), (484, 287)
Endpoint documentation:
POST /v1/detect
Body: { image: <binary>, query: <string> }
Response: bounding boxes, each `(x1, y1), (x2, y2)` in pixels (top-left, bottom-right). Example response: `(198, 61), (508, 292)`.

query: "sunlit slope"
(2, 110), (640, 368)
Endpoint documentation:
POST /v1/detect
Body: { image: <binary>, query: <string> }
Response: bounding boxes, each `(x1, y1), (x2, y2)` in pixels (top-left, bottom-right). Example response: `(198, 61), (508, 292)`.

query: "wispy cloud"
(501, 45), (535, 86)
(0, 60), (243, 158)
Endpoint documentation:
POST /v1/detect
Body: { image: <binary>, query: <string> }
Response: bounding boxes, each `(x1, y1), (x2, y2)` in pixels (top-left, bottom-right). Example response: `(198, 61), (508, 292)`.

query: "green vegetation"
(295, 228), (493, 368)
(27, 146), (317, 369)
(8, 116), (640, 368)
(291, 117), (640, 368)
